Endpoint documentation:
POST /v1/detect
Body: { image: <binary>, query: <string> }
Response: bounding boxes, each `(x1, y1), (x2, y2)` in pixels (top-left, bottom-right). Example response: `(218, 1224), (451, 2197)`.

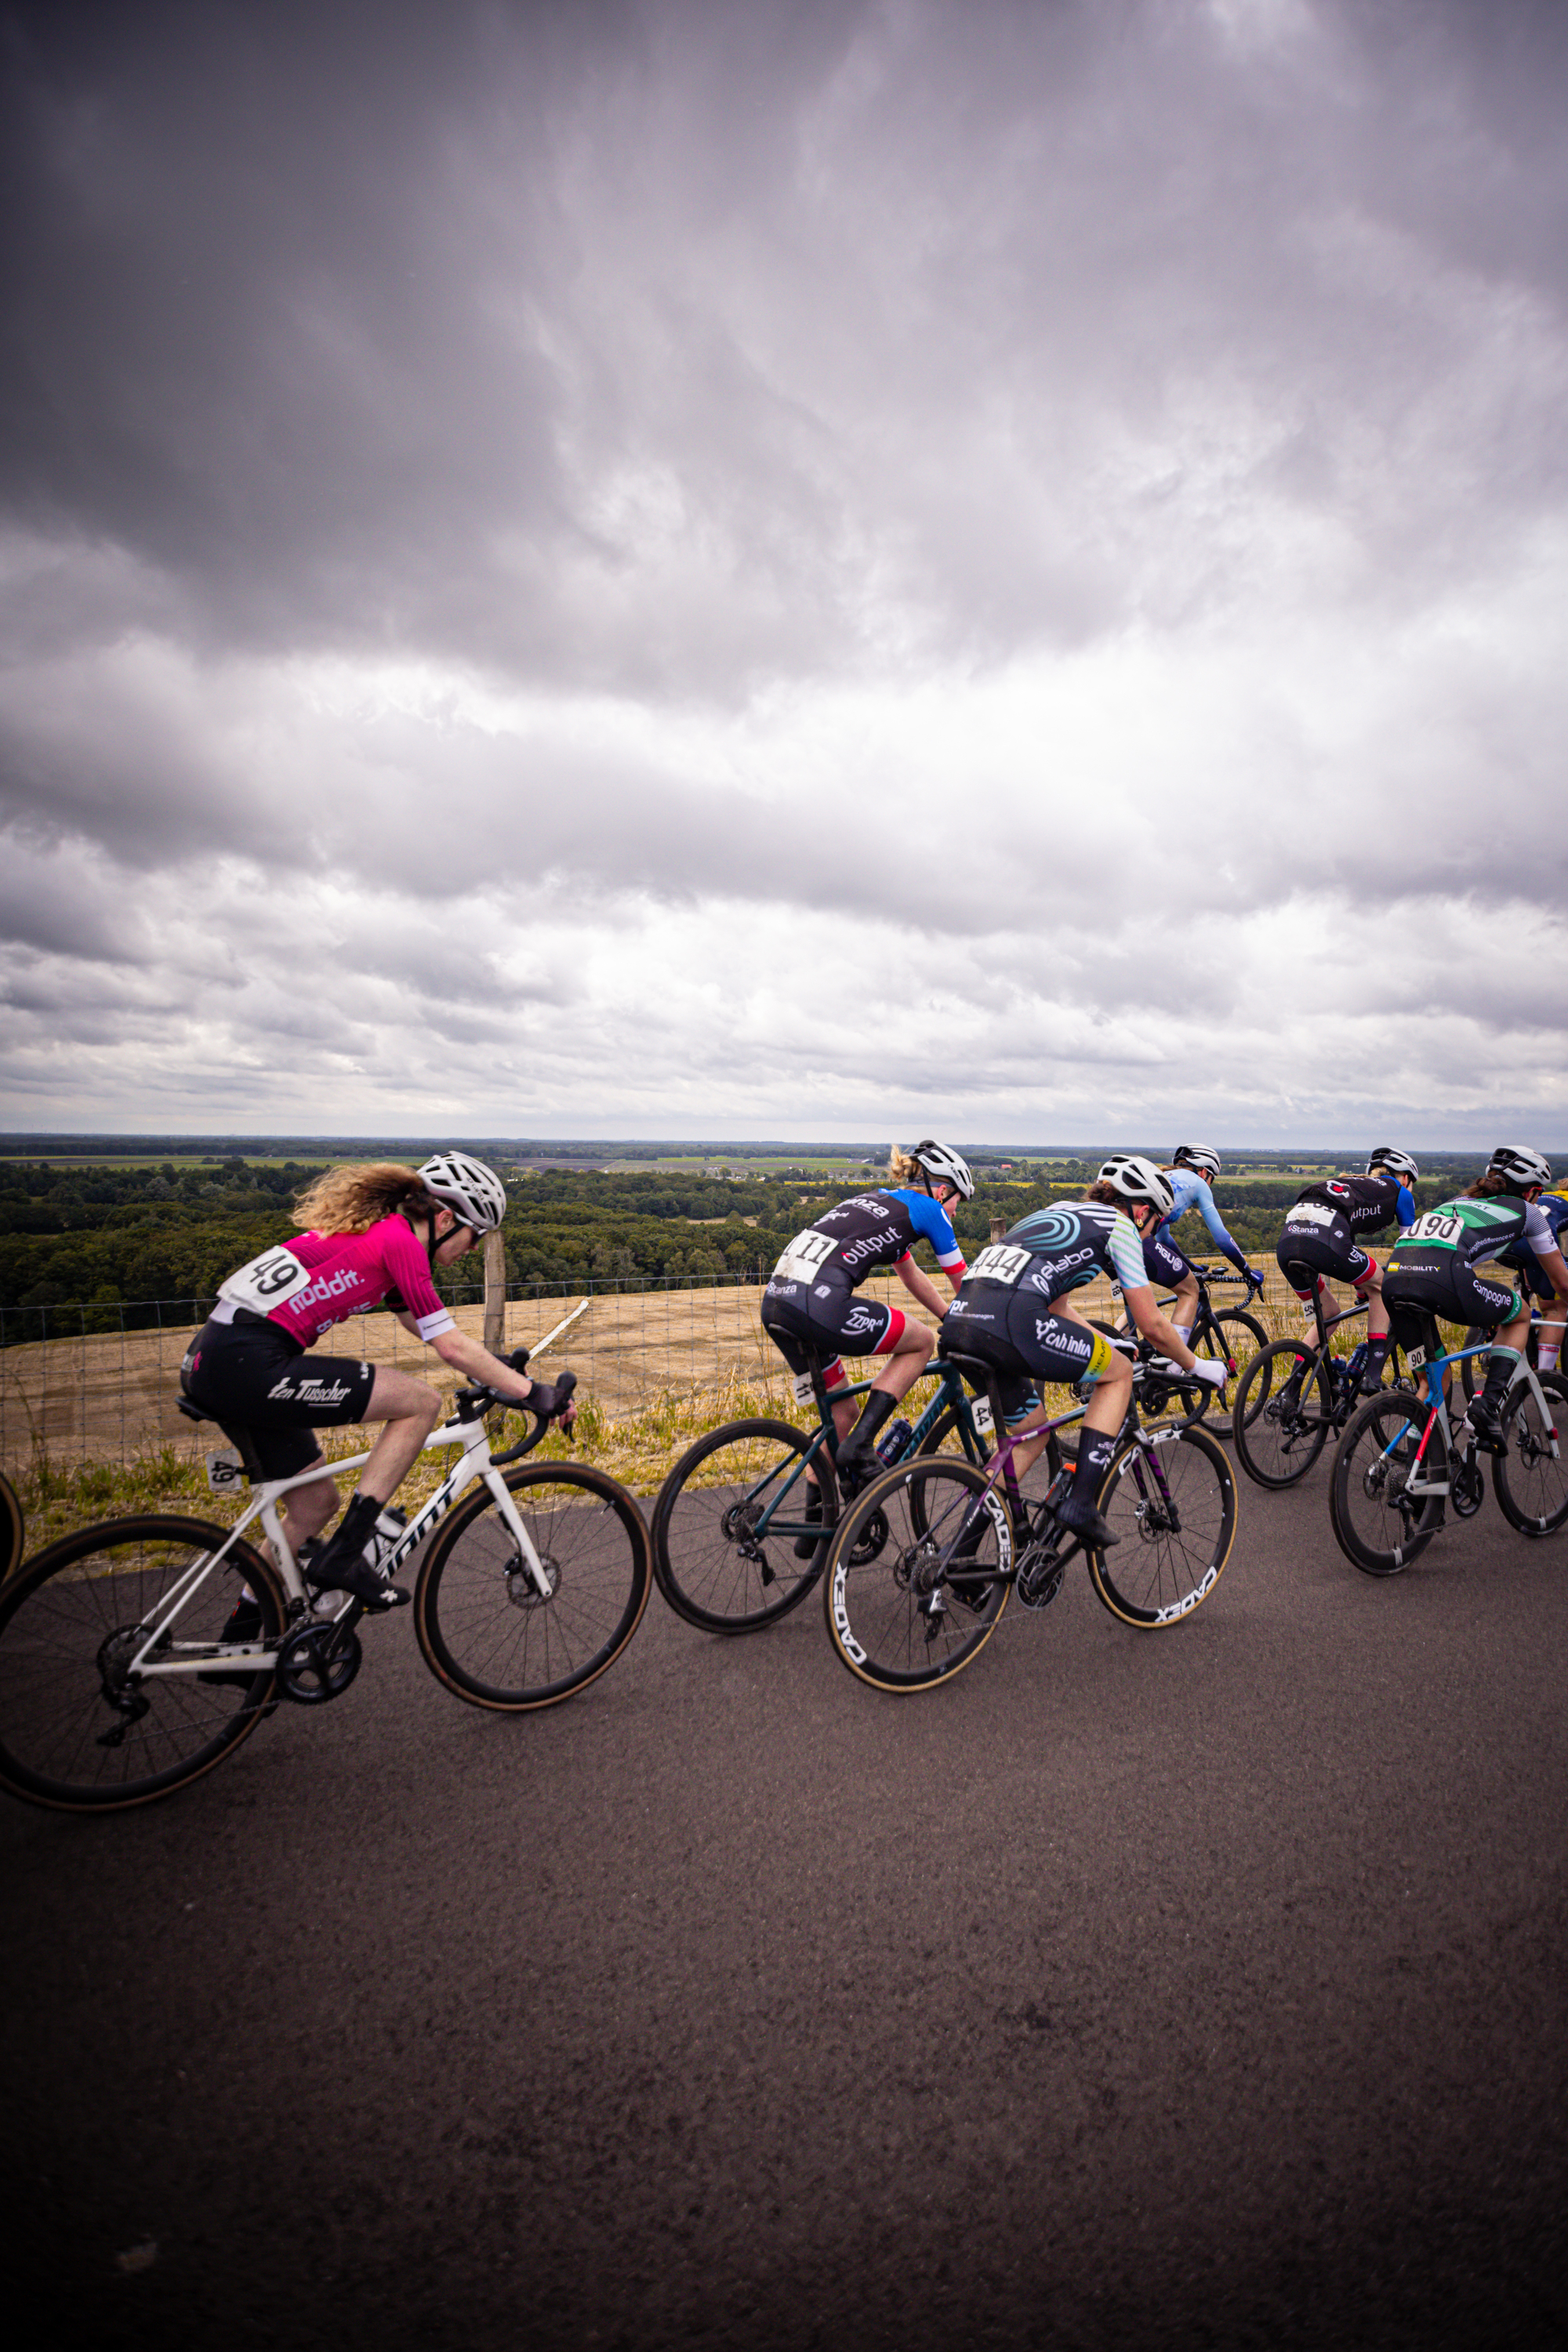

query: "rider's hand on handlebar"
(523, 1373), (577, 1429)
(1186, 1358), (1227, 1388)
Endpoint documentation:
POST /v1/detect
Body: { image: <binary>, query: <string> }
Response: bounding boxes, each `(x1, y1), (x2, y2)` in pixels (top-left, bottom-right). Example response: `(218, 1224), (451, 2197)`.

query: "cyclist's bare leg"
(352, 1368), (445, 1505)
(866, 1319), (936, 1403)
(1169, 1270), (1200, 1339)
(1007, 1350), (1131, 1481)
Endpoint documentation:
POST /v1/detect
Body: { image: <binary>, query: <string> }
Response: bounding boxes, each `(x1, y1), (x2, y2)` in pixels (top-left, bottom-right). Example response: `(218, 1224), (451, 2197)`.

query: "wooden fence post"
(483, 1230), (507, 1355)
(989, 1218), (1006, 1244)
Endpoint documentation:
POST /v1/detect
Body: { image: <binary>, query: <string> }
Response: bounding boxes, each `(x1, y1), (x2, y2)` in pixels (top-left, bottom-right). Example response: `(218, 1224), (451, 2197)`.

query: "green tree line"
(0, 1155), (1474, 1341)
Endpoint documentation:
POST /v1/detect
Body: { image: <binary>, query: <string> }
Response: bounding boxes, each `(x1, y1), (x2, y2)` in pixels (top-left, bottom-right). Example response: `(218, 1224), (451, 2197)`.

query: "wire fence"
(0, 1265), (1318, 1484)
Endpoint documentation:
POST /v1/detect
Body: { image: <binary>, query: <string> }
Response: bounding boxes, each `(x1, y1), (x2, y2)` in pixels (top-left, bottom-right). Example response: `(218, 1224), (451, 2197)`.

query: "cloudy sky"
(2, 0), (1566, 1147)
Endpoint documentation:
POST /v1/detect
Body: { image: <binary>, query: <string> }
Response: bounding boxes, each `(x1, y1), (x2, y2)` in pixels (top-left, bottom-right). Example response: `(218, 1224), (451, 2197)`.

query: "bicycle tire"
(0, 1515), (284, 1813)
(650, 1417), (834, 1632)
(0, 1470), (21, 1581)
(1215, 1310), (1271, 1425)
(1232, 1340), (1332, 1489)
(823, 1458), (1010, 1693)
(1329, 1390), (1444, 1576)
(415, 1465), (650, 1710)
(1492, 1370), (1568, 1537)
(1087, 1422), (1236, 1628)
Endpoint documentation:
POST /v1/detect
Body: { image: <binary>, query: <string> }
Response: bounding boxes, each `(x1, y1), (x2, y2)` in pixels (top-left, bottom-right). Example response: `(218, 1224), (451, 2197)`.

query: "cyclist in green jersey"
(1381, 1145), (1568, 1451)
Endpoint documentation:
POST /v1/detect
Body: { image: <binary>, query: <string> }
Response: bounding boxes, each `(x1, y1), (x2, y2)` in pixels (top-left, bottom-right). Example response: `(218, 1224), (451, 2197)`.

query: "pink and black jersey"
(216, 1215), (456, 1346)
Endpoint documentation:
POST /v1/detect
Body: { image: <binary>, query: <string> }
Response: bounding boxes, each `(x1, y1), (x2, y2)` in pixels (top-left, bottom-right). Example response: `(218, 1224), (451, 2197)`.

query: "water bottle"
(875, 1417), (913, 1467)
(367, 1504), (408, 1568)
(1345, 1343), (1368, 1385)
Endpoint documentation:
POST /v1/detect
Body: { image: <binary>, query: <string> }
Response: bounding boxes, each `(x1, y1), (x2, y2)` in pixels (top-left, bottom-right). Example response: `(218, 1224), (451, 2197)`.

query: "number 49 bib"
(218, 1244), (314, 1316)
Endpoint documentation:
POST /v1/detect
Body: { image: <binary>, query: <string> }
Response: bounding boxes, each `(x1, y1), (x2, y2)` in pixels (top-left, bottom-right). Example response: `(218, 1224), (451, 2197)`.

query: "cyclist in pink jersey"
(182, 1152), (572, 1610)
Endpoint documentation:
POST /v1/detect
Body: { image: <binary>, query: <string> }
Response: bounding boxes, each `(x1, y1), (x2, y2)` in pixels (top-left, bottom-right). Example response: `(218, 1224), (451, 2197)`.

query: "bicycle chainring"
(276, 1620), (362, 1705)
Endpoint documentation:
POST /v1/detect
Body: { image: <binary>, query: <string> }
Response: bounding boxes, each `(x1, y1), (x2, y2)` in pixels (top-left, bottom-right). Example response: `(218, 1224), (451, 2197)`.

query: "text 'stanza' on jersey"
(1282, 1172), (1414, 1242)
(218, 1215), (456, 1346)
(997, 1200), (1150, 1296)
(768, 1189), (966, 1291)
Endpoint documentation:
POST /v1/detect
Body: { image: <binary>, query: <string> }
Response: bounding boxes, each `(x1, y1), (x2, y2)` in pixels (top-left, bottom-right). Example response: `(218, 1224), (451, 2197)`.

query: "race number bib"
(792, 1370), (817, 1406)
(1283, 1201), (1338, 1233)
(968, 1243), (1032, 1287)
(970, 1394), (996, 1437)
(217, 1243), (313, 1315)
(773, 1228), (837, 1287)
(1405, 1210), (1461, 1247)
(205, 1449), (245, 1494)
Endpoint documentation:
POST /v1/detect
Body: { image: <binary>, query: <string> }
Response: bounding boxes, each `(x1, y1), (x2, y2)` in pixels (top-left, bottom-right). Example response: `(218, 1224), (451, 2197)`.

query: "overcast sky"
(2, 0), (1566, 1149)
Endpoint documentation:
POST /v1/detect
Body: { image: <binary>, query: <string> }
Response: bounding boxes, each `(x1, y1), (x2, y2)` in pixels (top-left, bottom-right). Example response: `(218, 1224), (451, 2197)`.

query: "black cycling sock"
(841, 1388), (898, 1459)
(1069, 1428), (1116, 1505)
(1479, 1349), (1519, 1409)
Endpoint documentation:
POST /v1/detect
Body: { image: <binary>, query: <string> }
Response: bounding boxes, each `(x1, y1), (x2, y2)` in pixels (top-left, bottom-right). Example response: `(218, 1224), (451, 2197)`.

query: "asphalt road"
(4, 1450), (1568, 2352)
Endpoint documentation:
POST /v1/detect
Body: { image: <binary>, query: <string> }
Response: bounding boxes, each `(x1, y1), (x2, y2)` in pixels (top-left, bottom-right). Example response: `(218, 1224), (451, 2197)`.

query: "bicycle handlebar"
(488, 1367), (579, 1465)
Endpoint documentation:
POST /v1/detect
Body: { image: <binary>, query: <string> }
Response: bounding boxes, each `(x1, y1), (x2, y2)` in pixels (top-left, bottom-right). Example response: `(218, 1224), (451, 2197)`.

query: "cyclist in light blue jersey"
(1142, 1146), (1260, 1348)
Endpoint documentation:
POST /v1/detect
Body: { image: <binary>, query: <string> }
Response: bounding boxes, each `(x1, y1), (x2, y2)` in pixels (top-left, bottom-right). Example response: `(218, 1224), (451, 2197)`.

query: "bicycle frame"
(122, 1405), (550, 1684)
(1365, 1339), (1559, 1503)
(734, 1357), (996, 1552)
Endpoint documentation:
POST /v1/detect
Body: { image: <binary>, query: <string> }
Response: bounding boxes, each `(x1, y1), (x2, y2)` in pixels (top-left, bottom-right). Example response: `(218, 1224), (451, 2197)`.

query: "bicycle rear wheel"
(1087, 1424), (1236, 1627)
(0, 1469), (21, 1581)
(824, 1459), (1009, 1693)
(0, 1516), (283, 1813)
(1232, 1340), (1332, 1489)
(1329, 1391), (1444, 1576)
(1492, 1370), (1568, 1536)
(650, 1418), (834, 1632)
(415, 1465), (650, 1710)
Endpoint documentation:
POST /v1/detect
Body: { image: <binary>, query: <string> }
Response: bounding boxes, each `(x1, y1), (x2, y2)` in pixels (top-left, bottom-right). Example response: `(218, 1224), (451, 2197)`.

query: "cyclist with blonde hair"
(182, 1152), (568, 1610)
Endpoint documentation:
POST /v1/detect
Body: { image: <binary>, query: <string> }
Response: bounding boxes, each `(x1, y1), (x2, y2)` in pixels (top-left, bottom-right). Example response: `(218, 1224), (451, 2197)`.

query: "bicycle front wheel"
(1088, 1424), (1236, 1628)
(1329, 1391), (1443, 1576)
(824, 1459), (1010, 1693)
(0, 1470), (21, 1581)
(0, 1516), (284, 1813)
(415, 1465), (650, 1710)
(650, 1418), (834, 1632)
(1232, 1340), (1331, 1489)
(1493, 1370), (1568, 1536)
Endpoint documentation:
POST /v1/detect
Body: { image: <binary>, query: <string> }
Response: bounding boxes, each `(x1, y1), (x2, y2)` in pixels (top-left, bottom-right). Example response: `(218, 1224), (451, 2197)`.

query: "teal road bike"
(651, 1353), (1004, 1634)
(1330, 1320), (1568, 1574)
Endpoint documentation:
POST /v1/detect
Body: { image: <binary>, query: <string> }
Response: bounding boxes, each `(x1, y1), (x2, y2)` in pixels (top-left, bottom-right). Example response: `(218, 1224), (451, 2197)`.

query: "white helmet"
(910, 1139), (975, 1202)
(1098, 1154), (1176, 1218)
(1367, 1146), (1420, 1184)
(417, 1151), (507, 1234)
(1172, 1144), (1221, 1181)
(1486, 1143), (1552, 1194)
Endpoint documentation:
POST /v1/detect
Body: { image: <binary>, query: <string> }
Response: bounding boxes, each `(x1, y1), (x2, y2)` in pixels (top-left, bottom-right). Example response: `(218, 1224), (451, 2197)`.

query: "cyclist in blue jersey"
(1143, 1145), (1261, 1342)
(761, 1141), (973, 1520)
(1496, 1186), (1568, 1377)
(946, 1155), (1225, 1547)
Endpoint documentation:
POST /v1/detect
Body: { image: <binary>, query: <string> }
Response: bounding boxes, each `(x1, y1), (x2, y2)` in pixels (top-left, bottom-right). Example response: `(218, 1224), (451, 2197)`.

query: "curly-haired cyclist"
(1382, 1145), (1568, 1451)
(944, 1155), (1225, 1548)
(1142, 1145), (1260, 1342)
(760, 1142), (972, 1536)
(1274, 1146), (1420, 1397)
(182, 1152), (568, 1610)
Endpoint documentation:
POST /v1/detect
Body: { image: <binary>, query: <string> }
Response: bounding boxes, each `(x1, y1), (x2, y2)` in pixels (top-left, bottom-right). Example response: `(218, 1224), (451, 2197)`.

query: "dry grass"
(0, 1265), (1390, 1557)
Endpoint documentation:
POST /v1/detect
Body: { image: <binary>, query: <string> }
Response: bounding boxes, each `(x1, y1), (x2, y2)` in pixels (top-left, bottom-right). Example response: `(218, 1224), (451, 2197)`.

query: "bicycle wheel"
(824, 1458), (1010, 1693)
(1461, 1322), (1538, 1402)
(1232, 1340), (1332, 1489)
(0, 1470), (21, 1581)
(650, 1417), (834, 1632)
(1492, 1370), (1568, 1536)
(1087, 1423), (1236, 1628)
(1215, 1310), (1271, 1425)
(0, 1516), (284, 1813)
(415, 1465), (650, 1709)
(1329, 1391), (1444, 1576)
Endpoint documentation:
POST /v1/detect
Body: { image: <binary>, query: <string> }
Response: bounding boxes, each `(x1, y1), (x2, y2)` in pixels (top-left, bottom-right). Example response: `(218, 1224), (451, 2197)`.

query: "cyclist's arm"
(904, 1196), (969, 1296)
(1192, 1178), (1250, 1276)
(1534, 1244), (1568, 1304)
(1122, 1283), (1202, 1370)
(895, 1254), (952, 1318)
(429, 1323), (550, 1404)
